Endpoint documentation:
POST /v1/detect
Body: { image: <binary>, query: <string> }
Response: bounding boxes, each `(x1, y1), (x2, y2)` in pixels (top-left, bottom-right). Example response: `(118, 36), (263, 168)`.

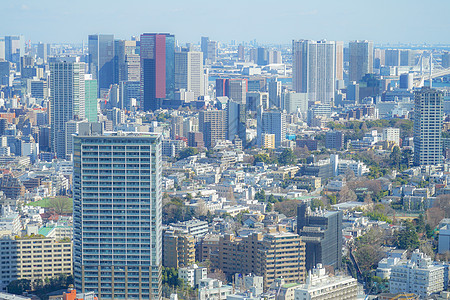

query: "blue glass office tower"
(73, 133), (162, 300)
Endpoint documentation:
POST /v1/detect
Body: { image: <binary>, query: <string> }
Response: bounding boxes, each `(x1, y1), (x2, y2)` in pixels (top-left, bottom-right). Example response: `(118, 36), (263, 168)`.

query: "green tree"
(178, 147), (199, 160)
(266, 202), (273, 212)
(396, 221), (420, 250)
(278, 148), (297, 166)
(255, 190), (266, 202)
(7, 279), (31, 295)
(310, 199), (324, 210)
(268, 194), (277, 203)
(389, 146), (402, 170)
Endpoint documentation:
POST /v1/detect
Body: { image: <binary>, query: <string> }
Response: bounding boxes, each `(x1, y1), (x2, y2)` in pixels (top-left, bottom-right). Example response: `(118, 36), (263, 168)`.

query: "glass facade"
(73, 134), (162, 300)
(84, 79), (98, 122)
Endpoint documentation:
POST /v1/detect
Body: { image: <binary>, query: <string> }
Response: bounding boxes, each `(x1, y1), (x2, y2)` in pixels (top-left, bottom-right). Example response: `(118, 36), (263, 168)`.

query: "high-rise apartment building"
(49, 58), (85, 159)
(414, 87), (443, 166)
(257, 109), (286, 148)
(292, 40), (336, 104)
(175, 48), (204, 99)
(297, 203), (343, 270)
(335, 41), (344, 81)
(199, 110), (227, 148)
(73, 133), (162, 300)
(140, 33), (175, 111)
(325, 130), (344, 150)
(88, 34), (114, 96)
(349, 40), (374, 82)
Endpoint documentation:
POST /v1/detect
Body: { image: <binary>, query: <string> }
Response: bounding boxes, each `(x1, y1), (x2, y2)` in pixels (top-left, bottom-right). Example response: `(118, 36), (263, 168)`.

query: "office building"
(162, 228), (195, 269)
(84, 74), (98, 122)
(400, 49), (415, 66)
(385, 49), (400, 66)
(293, 264), (357, 300)
(201, 37), (217, 64)
(297, 203), (343, 270)
(349, 40), (373, 82)
(390, 250), (447, 298)
(88, 34), (114, 96)
(399, 73), (414, 90)
(439, 220), (450, 254)
(247, 92), (269, 111)
(0, 38), (4, 60)
(325, 130), (344, 150)
(4, 36), (24, 64)
(73, 134), (162, 300)
(120, 81), (140, 110)
(175, 48), (204, 99)
(199, 110), (227, 148)
(268, 80), (282, 108)
(188, 132), (204, 148)
(257, 108), (286, 148)
(282, 92), (308, 115)
(49, 58), (85, 159)
(140, 33), (175, 111)
(216, 78), (247, 104)
(37, 42), (49, 62)
(413, 87), (443, 166)
(0, 235), (72, 292)
(292, 40), (336, 104)
(238, 45), (245, 61)
(227, 99), (246, 146)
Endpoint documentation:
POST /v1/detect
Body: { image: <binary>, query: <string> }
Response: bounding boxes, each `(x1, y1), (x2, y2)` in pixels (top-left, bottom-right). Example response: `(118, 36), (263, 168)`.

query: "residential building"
(292, 40), (336, 104)
(199, 110), (227, 148)
(170, 219), (209, 238)
(49, 58), (85, 159)
(178, 264), (207, 288)
(293, 264), (357, 300)
(383, 128), (400, 146)
(413, 87), (443, 166)
(73, 133), (162, 300)
(0, 235), (72, 292)
(162, 228), (195, 268)
(439, 219), (450, 254)
(297, 203), (343, 270)
(84, 74), (98, 122)
(389, 250), (447, 298)
(198, 229), (306, 288)
(198, 278), (233, 300)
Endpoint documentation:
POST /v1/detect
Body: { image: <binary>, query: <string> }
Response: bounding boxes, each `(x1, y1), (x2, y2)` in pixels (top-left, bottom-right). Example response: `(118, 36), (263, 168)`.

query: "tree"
(48, 197), (72, 214)
(389, 146), (402, 170)
(274, 199), (301, 217)
(178, 147), (198, 160)
(278, 148), (297, 166)
(7, 279), (31, 295)
(266, 202), (273, 212)
(255, 190), (266, 202)
(396, 221), (420, 250)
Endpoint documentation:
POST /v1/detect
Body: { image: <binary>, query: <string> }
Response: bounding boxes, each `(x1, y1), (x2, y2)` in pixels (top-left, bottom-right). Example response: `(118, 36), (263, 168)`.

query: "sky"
(3, 0), (450, 45)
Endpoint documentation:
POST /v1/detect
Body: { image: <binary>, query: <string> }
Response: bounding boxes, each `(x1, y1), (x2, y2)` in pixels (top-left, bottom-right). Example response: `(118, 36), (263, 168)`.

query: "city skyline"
(3, 0), (450, 45)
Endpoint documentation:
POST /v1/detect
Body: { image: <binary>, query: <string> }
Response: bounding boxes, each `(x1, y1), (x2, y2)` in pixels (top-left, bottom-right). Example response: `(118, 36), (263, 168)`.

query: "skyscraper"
(257, 108), (286, 148)
(175, 48), (204, 99)
(349, 40), (374, 82)
(37, 42), (48, 62)
(297, 203), (343, 271)
(215, 78), (247, 104)
(88, 34), (114, 96)
(268, 80), (282, 108)
(414, 87), (443, 166)
(84, 74), (98, 122)
(49, 58), (85, 158)
(292, 40), (336, 104)
(140, 33), (175, 111)
(73, 133), (162, 300)
(4, 36), (24, 64)
(227, 99), (246, 146)
(201, 37), (217, 64)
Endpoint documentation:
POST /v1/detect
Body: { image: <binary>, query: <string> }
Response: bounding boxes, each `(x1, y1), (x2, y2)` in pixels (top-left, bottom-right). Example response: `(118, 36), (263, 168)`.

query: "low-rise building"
(293, 264), (357, 300)
(178, 264), (207, 288)
(0, 235), (72, 291)
(198, 278), (233, 300)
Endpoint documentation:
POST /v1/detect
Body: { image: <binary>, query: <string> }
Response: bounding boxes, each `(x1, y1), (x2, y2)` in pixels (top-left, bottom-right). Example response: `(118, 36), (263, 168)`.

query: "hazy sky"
(3, 0), (450, 45)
